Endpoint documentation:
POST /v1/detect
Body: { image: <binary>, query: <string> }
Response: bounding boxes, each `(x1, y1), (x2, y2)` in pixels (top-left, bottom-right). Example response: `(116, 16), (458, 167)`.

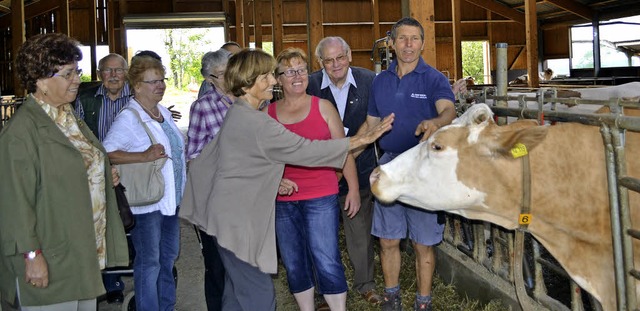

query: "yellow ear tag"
(519, 214), (531, 225)
(511, 143), (528, 158)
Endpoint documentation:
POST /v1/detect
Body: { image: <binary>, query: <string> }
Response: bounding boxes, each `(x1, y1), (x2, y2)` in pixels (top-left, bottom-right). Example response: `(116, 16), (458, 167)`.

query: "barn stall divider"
(438, 85), (640, 311)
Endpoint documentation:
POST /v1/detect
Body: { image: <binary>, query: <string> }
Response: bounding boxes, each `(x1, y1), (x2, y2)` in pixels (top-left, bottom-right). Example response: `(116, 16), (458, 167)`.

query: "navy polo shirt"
(368, 57), (455, 154)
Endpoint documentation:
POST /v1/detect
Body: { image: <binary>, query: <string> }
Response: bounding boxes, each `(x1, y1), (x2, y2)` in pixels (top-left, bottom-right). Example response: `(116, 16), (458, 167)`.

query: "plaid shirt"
(186, 87), (233, 160)
(75, 83), (132, 141)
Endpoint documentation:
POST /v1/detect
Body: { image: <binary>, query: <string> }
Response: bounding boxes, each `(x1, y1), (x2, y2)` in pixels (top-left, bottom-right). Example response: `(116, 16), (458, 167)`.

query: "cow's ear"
(493, 123), (548, 158)
(454, 104), (494, 126)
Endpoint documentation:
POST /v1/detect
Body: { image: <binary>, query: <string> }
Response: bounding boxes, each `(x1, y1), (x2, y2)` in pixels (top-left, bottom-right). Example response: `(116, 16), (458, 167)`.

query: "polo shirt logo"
(410, 93), (427, 99)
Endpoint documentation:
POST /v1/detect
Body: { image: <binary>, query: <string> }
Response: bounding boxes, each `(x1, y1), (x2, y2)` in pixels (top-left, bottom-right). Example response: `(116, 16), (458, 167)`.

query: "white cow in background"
(370, 104), (640, 310)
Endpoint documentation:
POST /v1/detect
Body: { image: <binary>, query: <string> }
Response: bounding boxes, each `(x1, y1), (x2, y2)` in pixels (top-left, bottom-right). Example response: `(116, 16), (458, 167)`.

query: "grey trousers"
(339, 189), (377, 293)
(15, 278), (96, 311)
(216, 242), (276, 311)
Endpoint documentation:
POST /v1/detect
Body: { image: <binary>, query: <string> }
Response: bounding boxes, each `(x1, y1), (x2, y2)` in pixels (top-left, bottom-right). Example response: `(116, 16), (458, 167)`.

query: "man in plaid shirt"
(185, 48), (233, 311)
(186, 49), (234, 161)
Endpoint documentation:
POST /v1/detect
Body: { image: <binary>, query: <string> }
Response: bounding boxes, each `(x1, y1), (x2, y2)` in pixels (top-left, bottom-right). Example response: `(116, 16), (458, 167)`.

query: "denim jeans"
(275, 194), (347, 294)
(131, 211), (180, 311)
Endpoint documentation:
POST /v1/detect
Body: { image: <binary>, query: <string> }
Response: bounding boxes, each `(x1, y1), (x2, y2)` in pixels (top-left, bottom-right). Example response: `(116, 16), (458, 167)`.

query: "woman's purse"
(114, 183), (135, 231)
(116, 108), (167, 206)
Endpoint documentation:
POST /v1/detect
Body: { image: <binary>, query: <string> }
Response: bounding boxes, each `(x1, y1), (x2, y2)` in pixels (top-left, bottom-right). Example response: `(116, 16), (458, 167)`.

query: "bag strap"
(124, 107), (159, 145)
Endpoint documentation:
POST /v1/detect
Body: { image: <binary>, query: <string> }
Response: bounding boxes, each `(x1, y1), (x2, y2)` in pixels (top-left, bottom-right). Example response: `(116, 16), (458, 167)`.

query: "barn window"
(571, 15), (640, 70)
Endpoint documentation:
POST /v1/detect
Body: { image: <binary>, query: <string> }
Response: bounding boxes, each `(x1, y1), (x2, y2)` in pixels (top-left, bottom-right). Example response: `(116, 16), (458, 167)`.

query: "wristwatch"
(24, 250), (42, 260)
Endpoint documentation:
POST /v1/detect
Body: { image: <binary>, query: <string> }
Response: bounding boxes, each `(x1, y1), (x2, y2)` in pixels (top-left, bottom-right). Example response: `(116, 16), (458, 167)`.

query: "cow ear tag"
(511, 143), (528, 158)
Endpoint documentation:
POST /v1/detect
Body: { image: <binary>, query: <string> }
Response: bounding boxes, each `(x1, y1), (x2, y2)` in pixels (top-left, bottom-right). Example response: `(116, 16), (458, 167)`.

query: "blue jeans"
(131, 211), (180, 311)
(275, 194), (347, 295)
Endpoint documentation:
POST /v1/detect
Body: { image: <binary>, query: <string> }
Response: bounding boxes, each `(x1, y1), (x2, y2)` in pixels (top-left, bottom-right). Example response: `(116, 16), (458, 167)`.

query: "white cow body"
(370, 104), (640, 310)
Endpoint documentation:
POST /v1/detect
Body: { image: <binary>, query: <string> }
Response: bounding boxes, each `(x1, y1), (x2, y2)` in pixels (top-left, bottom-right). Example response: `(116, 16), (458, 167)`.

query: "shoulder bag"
(116, 107), (168, 206)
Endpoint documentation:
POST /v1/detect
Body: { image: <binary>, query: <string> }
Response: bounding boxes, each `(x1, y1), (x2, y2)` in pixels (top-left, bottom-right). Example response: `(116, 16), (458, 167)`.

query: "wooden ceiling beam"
(463, 0), (525, 25)
(543, 0), (593, 21)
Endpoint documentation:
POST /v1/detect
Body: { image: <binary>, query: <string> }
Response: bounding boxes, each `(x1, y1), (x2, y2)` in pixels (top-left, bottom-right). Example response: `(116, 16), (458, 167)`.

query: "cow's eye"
(431, 143), (443, 151)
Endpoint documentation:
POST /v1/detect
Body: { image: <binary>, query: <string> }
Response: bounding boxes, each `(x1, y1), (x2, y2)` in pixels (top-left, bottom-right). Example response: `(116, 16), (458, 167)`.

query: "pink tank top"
(268, 96), (339, 201)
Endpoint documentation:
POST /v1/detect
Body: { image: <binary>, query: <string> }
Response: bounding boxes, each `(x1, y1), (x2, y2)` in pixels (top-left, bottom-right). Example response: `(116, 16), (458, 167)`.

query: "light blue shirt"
(321, 67), (357, 121)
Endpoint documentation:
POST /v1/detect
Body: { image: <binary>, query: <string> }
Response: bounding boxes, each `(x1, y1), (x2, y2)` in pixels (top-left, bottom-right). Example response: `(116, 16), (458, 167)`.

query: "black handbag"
(114, 183), (135, 232)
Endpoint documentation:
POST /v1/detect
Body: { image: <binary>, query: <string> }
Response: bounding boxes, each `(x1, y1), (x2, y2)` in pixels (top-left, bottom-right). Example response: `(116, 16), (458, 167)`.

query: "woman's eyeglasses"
(141, 78), (168, 86)
(278, 68), (308, 78)
(54, 68), (83, 81)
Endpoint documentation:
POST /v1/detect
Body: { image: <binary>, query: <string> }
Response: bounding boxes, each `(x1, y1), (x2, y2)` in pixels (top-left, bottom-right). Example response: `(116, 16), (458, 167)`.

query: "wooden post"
(222, 0), (230, 41)
(372, 0), (380, 40)
(119, 0), (128, 59)
(58, 0), (69, 35)
(524, 0), (539, 87)
(408, 0), (436, 67)
(452, 0), (462, 81)
(235, 0), (244, 47)
(271, 0), (283, 56)
(11, 0), (25, 96)
(89, 0), (98, 80)
(307, 0), (323, 72)
(254, 0), (262, 49)
(243, 0), (251, 46)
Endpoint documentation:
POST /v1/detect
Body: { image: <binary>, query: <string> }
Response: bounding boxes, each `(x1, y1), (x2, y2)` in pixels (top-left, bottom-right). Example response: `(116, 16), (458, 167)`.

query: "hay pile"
(273, 227), (508, 310)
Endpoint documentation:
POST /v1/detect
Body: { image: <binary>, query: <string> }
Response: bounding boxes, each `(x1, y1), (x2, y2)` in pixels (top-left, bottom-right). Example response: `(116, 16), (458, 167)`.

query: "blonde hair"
(225, 49), (276, 97)
(128, 55), (165, 89)
(276, 48), (308, 71)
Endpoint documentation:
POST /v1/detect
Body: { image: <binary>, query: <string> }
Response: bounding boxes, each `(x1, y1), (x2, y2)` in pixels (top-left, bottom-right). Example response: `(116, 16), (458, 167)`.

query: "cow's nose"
(370, 167), (381, 186)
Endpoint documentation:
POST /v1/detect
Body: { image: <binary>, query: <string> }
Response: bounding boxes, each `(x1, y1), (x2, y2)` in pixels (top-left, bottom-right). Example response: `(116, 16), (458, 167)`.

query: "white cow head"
(370, 104), (548, 222)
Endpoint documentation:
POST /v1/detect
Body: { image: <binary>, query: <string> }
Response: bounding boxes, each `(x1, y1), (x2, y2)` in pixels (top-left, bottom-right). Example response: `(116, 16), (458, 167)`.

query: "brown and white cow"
(370, 103), (640, 310)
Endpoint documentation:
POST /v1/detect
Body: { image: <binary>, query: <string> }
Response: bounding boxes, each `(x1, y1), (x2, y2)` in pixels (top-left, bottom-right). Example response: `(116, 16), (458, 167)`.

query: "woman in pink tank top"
(265, 48), (359, 311)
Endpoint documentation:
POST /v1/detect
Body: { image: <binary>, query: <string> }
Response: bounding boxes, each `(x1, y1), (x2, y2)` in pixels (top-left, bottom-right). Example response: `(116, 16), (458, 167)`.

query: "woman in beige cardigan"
(180, 49), (393, 311)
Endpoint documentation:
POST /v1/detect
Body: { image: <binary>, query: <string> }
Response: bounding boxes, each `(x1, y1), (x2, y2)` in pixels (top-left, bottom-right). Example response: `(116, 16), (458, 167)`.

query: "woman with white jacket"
(103, 55), (186, 311)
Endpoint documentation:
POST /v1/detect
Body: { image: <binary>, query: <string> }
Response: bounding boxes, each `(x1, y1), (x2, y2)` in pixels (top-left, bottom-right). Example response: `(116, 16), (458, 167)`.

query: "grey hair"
(98, 53), (128, 70)
(390, 17), (424, 41)
(314, 36), (351, 61)
(200, 49), (232, 77)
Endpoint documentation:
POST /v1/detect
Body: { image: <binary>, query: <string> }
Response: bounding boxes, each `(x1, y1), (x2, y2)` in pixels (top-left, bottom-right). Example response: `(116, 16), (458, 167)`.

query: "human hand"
(145, 144), (167, 161)
(111, 167), (120, 186)
(25, 254), (49, 288)
(278, 178), (298, 196)
(344, 190), (361, 218)
(452, 78), (468, 95)
(361, 113), (394, 145)
(415, 119), (440, 142)
(168, 105), (182, 121)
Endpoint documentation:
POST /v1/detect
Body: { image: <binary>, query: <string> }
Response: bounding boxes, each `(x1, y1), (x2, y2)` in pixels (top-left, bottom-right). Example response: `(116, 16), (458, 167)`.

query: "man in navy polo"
(359, 17), (456, 311)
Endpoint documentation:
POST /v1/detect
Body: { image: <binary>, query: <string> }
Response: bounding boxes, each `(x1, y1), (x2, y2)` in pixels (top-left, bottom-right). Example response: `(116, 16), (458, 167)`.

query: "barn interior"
(1, 1), (640, 310)
(0, 0), (640, 96)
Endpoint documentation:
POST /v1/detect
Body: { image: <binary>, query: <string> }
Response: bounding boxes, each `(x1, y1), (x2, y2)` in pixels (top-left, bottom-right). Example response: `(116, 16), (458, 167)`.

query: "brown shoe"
(316, 301), (330, 311)
(361, 289), (383, 305)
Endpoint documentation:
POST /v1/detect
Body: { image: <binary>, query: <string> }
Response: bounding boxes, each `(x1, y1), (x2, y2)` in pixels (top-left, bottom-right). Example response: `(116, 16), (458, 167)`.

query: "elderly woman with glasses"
(0, 33), (129, 310)
(266, 47), (357, 311)
(181, 48), (394, 310)
(103, 55), (186, 311)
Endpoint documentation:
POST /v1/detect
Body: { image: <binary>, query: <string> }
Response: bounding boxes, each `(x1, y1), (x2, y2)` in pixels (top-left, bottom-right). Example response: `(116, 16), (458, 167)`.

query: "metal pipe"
(601, 124), (628, 311)
(496, 43), (508, 125)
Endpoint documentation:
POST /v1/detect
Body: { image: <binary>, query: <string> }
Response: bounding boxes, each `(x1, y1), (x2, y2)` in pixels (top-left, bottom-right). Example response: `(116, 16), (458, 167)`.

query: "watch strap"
(24, 249), (42, 259)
